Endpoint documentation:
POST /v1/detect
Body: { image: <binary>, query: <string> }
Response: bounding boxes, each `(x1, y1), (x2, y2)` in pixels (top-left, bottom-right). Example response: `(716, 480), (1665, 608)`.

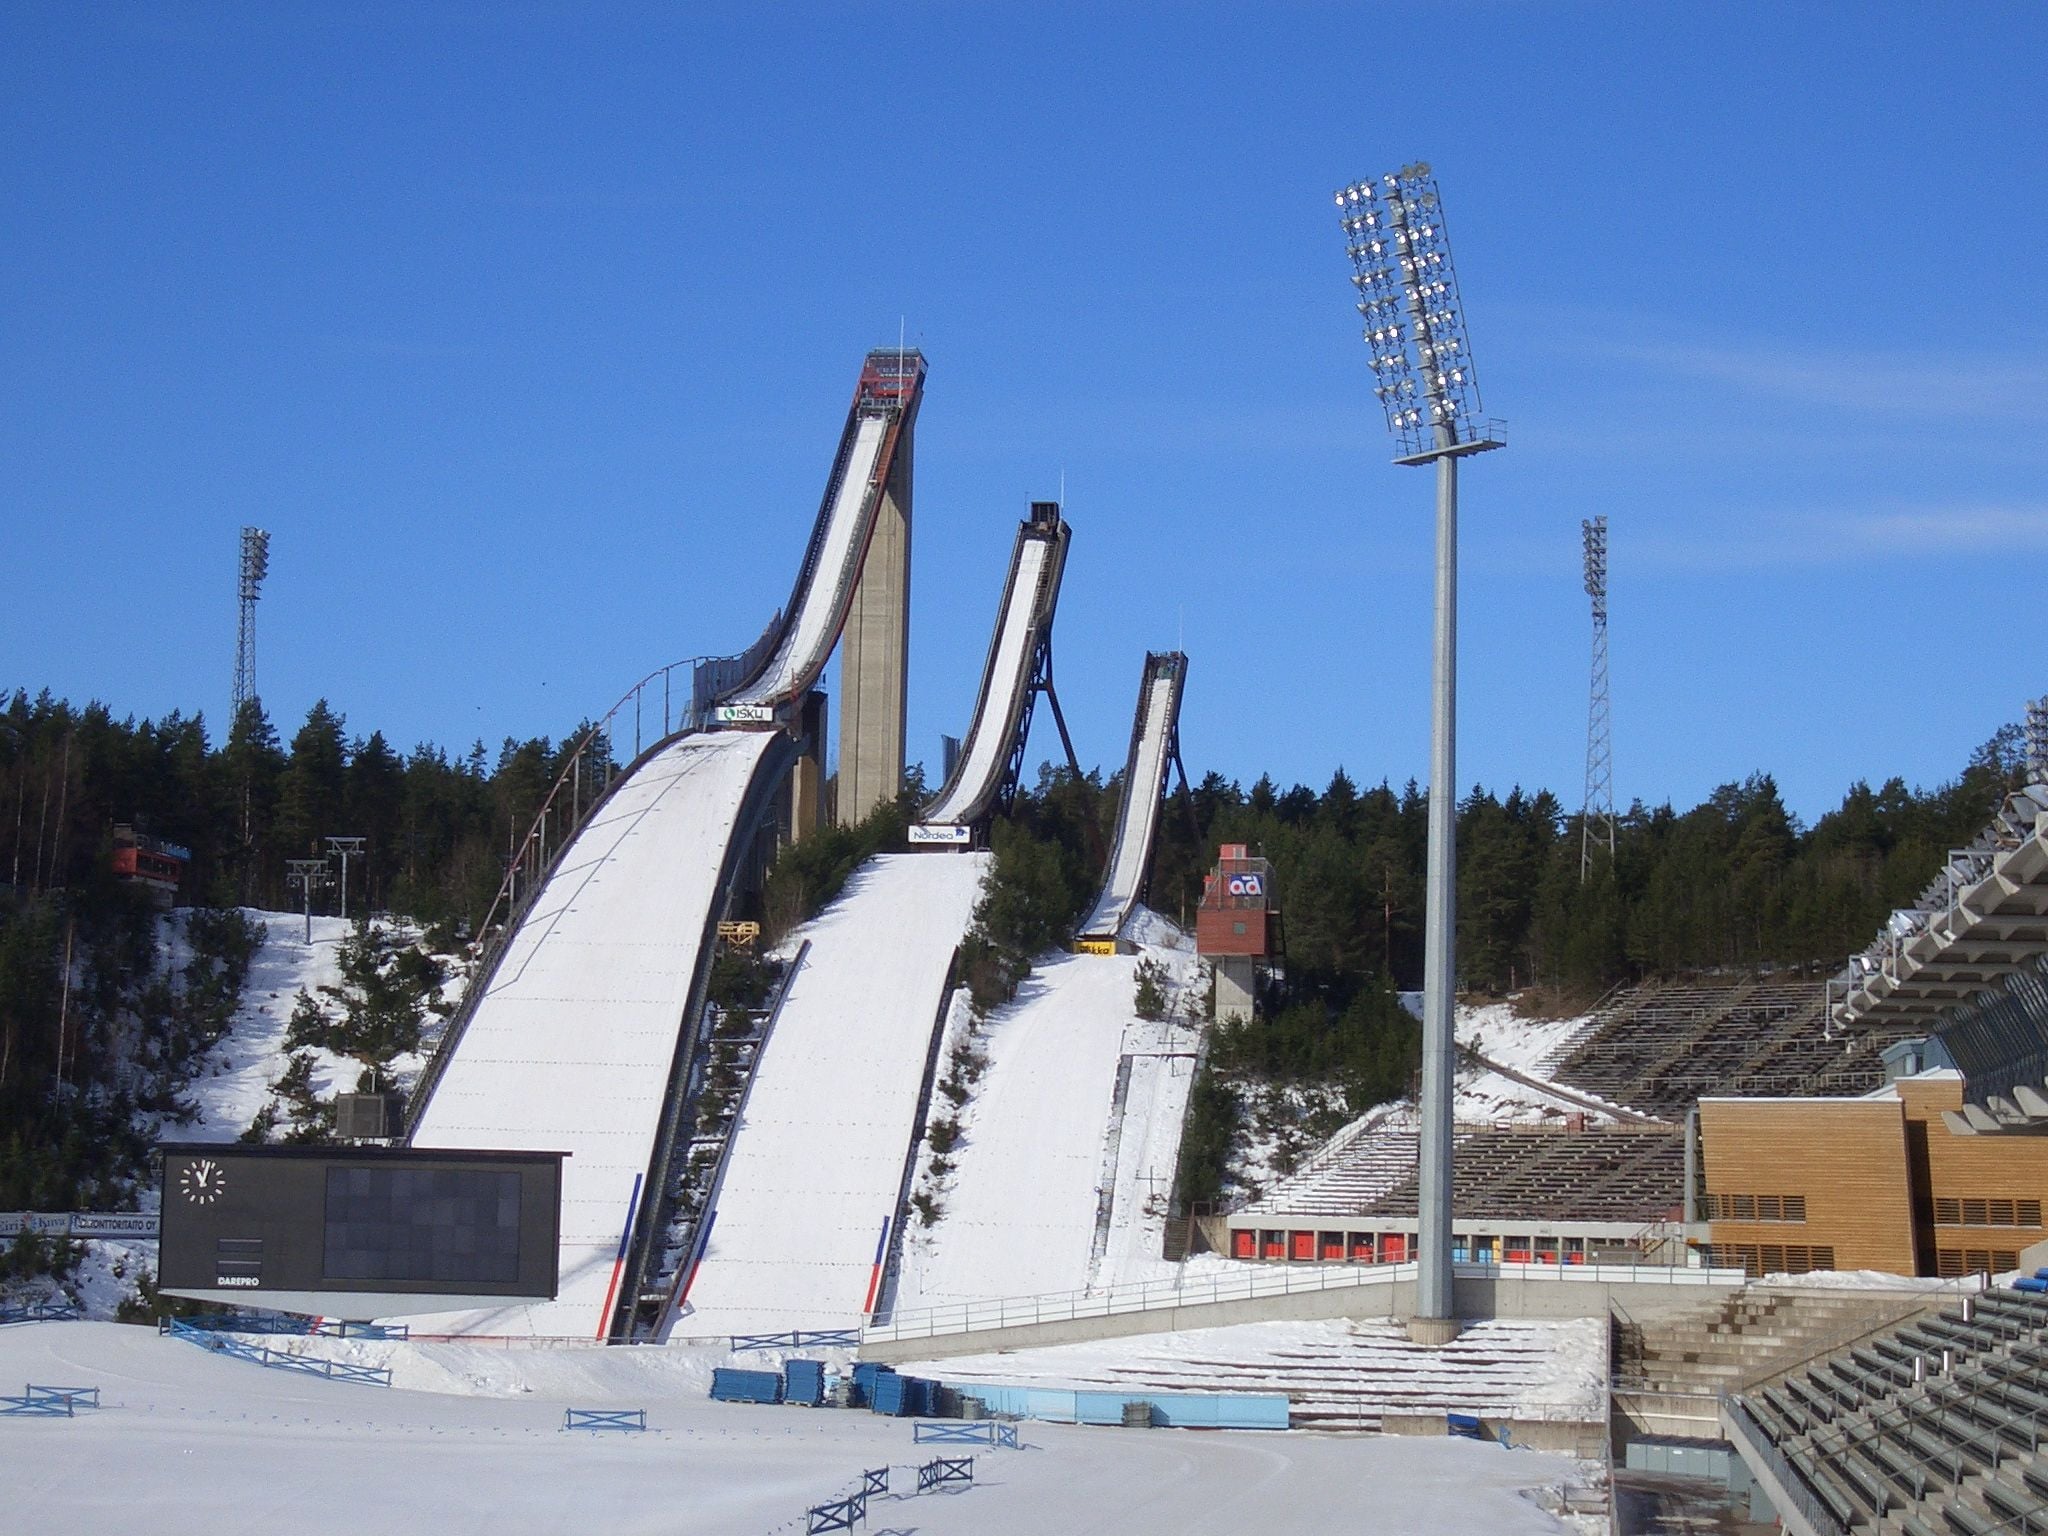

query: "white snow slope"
(923, 530), (1052, 825)
(409, 728), (777, 1339)
(897, 918), (1202, 1307)
(676, 852), (989, 1338)
(2, 1321), (1579, 1536)
(728, 412), (887, 708)
(1079, 663), (1180, 938)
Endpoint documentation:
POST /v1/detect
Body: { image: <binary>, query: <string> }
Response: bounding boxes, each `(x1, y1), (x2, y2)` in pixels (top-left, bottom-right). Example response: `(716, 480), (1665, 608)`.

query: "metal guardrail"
(1723, 1394), (1848, 1536)
(862, 1258), (1743, 1344)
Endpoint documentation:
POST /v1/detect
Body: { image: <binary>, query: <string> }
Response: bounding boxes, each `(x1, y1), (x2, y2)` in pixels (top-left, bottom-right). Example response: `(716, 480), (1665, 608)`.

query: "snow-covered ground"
(169, 910), (428, 1143)
(677, 853), (990, 1338)
(1453, 1001), (1626, 1125)
(895, 912), (1201, 1308)
(2, 1320), (1585, 1536)
(899, 1315), (1609, 1429)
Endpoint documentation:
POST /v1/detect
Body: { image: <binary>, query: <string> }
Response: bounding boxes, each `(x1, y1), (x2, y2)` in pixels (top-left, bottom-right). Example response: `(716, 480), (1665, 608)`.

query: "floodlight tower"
(233, 528), (271, 718)
(1336, 162), (1503, 1345)
(1581, 517), (1617, 882)
(2028, 696), (2048, 783)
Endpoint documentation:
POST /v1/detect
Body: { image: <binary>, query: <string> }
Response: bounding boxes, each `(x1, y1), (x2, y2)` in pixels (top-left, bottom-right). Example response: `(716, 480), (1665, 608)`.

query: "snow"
(923, 530), (1053, 825)
(895, 918), (1202, 1308)
(728, 411), (888, 708)
(409, 728), (778, 1338)
(172, 912), (364, 1142)
(1078, 661), (1182, 939)
(899, 1315), (1610, 1429)
(2, 1320), (1583, 1536)
(676, 853), (990, 1338)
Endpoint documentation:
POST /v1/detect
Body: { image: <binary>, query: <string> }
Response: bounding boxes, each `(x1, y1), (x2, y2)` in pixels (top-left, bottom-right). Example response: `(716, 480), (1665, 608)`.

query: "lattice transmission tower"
(233, 527), (271, 719)
(1580, 516), (1616, 882)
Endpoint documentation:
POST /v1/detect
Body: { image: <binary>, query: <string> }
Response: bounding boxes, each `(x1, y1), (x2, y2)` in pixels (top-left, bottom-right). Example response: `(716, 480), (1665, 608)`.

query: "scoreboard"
(158, 1144), (563, 1319)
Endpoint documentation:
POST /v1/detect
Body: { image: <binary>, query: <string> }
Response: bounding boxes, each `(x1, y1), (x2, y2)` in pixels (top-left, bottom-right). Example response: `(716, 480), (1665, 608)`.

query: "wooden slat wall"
(1897, 1077), (2048, 1261)
(1699, 1098), (1917, 1273)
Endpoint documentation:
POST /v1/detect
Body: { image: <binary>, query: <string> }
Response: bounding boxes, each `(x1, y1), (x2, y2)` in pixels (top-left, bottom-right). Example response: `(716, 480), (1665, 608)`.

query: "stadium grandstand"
(1724, 1278), (2048, 1536)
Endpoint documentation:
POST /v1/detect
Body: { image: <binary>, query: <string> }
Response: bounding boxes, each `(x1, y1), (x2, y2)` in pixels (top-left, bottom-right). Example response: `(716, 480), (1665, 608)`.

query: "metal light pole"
(1581, 517), (1617, 882)
(1335, 162), (1503, 1344)
(285, 858), (331, 944)
(326, 836), (366, 922)
(233, 528), (270, 719)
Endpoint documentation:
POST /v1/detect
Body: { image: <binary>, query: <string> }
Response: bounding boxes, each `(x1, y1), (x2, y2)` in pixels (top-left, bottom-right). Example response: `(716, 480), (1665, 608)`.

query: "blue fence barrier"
(861, 1467), (889, 1496)
(938, 1381), (1288, 1430)
(785, 1359), (826, 1406)
(160, 1318), (392, 1387)
(806, 1491), (865, 1533)
(732, 1330), (860, 1351)
(0, 1300), (80, 1327)
(0, 1393), (74, 1418)
(914, 1420), (1020, 1448)
(916, 1456), (974, 1493)
(564, 1408), (646, 1432)
(26, 1384), (100, 1410)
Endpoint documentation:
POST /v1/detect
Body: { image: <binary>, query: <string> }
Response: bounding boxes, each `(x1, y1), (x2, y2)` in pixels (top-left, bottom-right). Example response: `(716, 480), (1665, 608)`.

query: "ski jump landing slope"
(921, 506), (1070, 828)
(1078, 651), (1188, 940)
(675, 853), (989, 1338)
(409, 729), (778, 1338)
(896, 919), (1202, 1307)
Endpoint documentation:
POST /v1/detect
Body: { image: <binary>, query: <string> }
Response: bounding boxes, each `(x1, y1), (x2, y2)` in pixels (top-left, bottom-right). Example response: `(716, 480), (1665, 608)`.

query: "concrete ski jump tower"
(836, 349), (922, 825)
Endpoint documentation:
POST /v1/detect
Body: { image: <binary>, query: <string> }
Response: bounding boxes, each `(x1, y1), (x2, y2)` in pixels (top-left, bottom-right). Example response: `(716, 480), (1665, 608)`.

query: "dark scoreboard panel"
(158, 1145), (562, 1317)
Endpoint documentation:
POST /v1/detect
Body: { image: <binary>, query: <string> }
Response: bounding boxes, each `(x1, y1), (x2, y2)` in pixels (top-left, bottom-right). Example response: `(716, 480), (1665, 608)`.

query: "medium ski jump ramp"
(408, 729), (782, 1338)
(919, 504), (1071, 831)
(1077, 651), (1188, 941)
(673, 853), (989, 1338)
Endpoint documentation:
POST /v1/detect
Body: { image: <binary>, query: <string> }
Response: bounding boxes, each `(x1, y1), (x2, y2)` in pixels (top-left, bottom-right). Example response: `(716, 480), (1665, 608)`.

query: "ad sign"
(711, 704), (775, 725)
(1226, 873), (1265, 898)
(909, 824), (971, 846)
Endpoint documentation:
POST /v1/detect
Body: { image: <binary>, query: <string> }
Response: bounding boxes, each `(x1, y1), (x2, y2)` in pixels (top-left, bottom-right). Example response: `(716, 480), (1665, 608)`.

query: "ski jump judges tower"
(836, 350), (925, 825)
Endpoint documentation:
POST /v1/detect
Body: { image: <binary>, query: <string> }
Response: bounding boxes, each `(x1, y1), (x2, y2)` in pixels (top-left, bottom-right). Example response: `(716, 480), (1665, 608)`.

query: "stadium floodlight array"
(1334, 161), (1503, 1341)
(1335, 163), (1497, 461)
(1581, 517), (1617, 881)
(2029, 696), (2048, 784)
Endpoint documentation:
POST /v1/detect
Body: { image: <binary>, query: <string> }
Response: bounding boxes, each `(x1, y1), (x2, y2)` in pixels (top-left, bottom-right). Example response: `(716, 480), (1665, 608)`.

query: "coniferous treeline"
(1140, 723), (2033, 999)
(1, 688), (611, 925)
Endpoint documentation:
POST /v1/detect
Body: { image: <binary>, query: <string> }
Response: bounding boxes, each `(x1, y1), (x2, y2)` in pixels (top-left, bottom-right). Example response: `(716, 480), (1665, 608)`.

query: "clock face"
(180, 1158), (226, 1206)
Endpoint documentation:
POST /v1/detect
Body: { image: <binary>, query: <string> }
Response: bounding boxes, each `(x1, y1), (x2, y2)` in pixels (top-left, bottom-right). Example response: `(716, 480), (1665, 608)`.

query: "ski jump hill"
(400, 352), (1195, 1344)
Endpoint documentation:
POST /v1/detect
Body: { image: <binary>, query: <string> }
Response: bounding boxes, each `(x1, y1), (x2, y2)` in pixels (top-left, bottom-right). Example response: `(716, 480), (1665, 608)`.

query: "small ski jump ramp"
(1077, 651), (1188, 941)
(919, 503), (1071, 832)
(673, 853), (989, 1338)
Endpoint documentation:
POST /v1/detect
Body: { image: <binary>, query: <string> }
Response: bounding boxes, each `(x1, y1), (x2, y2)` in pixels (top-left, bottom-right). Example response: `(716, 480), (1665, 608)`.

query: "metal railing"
(405, 647), (765, 1137)
(862, 1258), (1743, 1345)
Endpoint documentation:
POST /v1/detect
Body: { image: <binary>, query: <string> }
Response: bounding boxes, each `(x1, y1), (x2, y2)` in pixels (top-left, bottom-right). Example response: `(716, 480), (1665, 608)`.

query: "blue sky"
(5, 4), (2043, 821)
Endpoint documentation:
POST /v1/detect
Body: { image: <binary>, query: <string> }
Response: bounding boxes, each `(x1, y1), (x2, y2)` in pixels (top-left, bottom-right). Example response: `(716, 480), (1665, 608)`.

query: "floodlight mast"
(2028, 696), (2048, 784)
(233, 528), (270, 720)
(1336, 162), (1503, 1345)
(1581, 517), (1617, 882)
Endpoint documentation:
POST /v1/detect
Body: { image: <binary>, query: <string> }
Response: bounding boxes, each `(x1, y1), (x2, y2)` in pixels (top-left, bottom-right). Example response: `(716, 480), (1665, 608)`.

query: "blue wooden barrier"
(806, 1490), (866, 1532)
(26, 1384), (100, 1410)
(0, 1393), (73, 1417)
(564, 1408), (646, 1432)
(732, 1329), (860, 1351)
(0, 1301), (80, 1327)
(161, 1318), (392, 1386)
(784, 1358), (826, 1406)
(913, 1420), (1019, 1448)
(861, 1467), (889, 1496)
(709, 1367), (784, 1405)
(916, 1455), (974, 1493)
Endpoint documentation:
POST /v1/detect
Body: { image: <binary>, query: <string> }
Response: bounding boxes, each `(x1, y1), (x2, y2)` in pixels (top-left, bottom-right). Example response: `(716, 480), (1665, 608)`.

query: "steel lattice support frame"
(1336, 162), (1502, 1341)
(1581, 516), (1616, 882)
(233, 527), (270, 718)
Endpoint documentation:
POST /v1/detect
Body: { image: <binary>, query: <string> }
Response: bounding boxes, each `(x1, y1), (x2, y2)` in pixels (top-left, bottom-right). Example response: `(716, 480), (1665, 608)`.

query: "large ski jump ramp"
(1078, 651), (1187, 940)
(674, 853), (988, 1338)
(921, 507), (1069, 828)
(408, 729), (777, 1338)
